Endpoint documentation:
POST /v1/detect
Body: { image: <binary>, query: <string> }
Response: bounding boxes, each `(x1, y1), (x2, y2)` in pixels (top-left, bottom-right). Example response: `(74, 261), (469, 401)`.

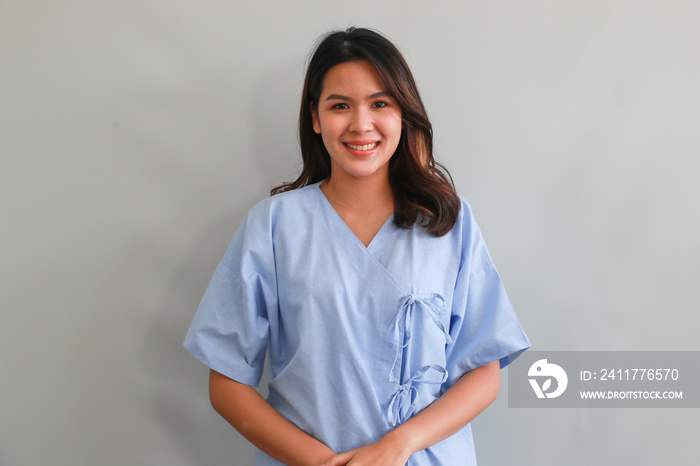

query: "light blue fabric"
(184, 181), (530, 465)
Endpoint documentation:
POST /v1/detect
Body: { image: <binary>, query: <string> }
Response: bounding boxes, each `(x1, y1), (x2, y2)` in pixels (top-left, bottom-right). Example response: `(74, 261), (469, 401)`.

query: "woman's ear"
(311, 102), (321, 134)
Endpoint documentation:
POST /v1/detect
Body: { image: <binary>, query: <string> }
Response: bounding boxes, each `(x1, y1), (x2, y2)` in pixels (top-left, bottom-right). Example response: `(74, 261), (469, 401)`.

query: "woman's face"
(312, 60), (402, 184)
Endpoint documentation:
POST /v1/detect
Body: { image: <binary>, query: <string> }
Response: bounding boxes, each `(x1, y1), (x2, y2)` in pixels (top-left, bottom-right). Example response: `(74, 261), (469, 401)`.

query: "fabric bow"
(387, 293), (453, 383)
(387, 364), (448, 427)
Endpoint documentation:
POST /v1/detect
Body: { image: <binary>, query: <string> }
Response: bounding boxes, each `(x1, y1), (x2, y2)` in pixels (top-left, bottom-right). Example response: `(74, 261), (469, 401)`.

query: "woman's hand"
(321, 361), (501, 466)
(320, 431), (411, 466)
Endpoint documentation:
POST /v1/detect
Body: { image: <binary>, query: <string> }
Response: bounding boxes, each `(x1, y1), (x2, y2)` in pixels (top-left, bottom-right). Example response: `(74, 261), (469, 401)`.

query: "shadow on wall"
(138, 62), (301, 464)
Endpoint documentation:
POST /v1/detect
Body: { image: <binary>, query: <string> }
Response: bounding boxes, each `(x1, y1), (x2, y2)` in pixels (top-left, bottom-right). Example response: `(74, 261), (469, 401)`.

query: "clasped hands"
(320, 430), (412, 466)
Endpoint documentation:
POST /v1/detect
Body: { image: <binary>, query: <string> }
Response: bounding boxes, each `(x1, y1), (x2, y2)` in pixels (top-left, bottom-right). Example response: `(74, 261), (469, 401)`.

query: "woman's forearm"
(387, 360), (502, 458)
(209, 369), (336, 466)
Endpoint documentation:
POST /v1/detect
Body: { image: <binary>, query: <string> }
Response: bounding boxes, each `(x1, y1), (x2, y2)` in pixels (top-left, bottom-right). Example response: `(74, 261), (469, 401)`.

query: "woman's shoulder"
(448, 195), (477, 233)
(244, 181), (323, 223)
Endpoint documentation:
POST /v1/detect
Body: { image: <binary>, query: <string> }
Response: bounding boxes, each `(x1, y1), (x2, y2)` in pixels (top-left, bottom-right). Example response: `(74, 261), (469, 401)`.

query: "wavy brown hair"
(272, 27), (460, 237)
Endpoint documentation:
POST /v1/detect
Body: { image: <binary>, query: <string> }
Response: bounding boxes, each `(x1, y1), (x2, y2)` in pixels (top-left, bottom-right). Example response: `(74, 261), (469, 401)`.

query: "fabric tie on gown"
(387, 293), (453, 383)
(387, 364), (448, 427)
(386, 294), (453, 426)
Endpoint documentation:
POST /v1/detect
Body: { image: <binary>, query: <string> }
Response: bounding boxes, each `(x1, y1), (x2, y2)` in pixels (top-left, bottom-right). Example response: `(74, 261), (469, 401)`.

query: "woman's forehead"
(320, 60), (388, 98)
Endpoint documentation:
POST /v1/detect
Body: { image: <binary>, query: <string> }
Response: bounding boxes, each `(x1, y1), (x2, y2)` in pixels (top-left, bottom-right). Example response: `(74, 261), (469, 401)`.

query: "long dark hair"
(272, 27), (460, 237)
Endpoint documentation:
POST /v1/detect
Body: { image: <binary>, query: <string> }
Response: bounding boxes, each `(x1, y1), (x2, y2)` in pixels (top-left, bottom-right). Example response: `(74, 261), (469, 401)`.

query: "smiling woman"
(276, 27), (462, 237)
(311, 60), (402, 184)
(184, 27), (529, 466)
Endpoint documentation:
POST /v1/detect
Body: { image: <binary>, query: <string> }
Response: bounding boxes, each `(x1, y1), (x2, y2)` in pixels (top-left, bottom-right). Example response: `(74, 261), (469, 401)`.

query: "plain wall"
(2, 1), (699, 465)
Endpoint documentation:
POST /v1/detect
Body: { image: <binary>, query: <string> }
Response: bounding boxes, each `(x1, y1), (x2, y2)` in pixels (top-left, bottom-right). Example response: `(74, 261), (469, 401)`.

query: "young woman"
(185, 27), (529, 466)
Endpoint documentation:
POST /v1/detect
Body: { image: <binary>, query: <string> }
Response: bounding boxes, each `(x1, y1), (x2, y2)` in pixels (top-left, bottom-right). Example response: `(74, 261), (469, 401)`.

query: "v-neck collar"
(314, 181), (396, 256)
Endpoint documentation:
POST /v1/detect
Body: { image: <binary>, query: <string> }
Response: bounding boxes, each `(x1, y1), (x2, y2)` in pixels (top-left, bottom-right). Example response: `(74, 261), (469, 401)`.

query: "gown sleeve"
(444, 201), (530, 389)
(183, 202), (277, 386)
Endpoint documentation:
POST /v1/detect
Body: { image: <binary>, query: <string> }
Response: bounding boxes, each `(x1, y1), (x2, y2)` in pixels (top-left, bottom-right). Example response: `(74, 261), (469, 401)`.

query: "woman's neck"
(320, 171), (395, 247)
(321, 172), (394, 214)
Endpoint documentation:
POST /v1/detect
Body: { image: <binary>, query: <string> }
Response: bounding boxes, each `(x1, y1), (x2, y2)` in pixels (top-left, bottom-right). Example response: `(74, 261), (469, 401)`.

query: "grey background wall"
(2, 1), (698, 465)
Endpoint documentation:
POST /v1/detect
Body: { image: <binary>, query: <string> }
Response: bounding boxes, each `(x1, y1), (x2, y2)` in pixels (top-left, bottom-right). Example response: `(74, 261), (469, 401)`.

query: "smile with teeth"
(345, 142), (379, 151)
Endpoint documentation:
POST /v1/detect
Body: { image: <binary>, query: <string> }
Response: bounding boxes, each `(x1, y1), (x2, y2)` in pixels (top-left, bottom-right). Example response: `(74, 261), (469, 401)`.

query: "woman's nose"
(349, 108), (373, 133)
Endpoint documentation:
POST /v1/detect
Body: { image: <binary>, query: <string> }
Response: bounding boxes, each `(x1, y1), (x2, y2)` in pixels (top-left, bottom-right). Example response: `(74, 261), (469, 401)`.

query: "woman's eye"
(332, 103), (349, 109)
(372, 101), (388, 108)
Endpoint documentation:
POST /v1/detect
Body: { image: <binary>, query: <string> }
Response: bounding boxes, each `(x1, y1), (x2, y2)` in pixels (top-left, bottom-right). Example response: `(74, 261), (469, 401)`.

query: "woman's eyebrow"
(325, 91), (392, 101)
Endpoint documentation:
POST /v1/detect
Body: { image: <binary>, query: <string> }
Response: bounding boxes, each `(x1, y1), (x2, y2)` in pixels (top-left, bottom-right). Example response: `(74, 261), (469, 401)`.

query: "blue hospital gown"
(184, 181), (530, 465)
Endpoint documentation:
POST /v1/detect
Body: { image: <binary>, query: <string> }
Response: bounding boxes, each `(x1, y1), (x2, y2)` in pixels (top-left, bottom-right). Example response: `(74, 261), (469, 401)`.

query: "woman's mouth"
(344, 142), (379, 151)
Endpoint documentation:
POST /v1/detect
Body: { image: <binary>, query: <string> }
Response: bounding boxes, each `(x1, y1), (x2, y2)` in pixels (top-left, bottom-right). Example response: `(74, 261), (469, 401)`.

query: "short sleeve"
(184, 202), (277, 386)
(444, 202), (530, 388)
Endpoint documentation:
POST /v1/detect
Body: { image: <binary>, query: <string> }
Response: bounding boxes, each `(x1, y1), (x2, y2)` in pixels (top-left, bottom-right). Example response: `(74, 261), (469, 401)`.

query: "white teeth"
(346, 142), (378, 151)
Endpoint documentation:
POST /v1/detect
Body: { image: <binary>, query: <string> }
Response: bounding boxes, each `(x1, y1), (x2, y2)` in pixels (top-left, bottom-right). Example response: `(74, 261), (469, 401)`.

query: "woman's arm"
(321, 360), (501, 466)
(209, 369), (336, 466)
